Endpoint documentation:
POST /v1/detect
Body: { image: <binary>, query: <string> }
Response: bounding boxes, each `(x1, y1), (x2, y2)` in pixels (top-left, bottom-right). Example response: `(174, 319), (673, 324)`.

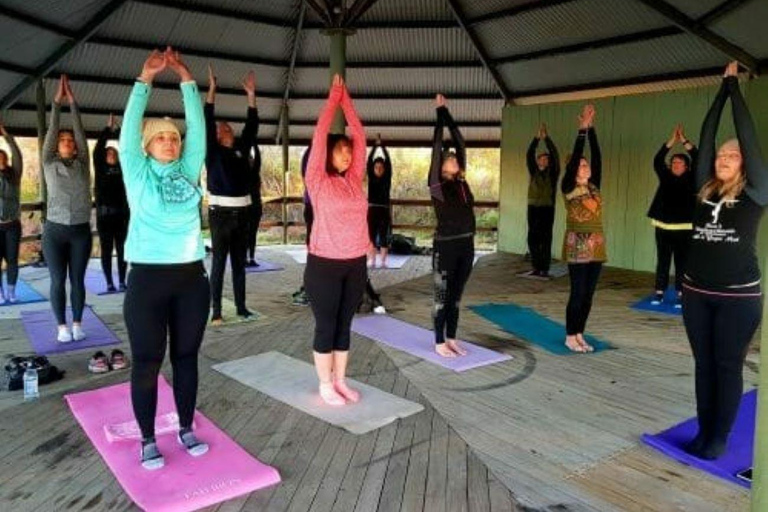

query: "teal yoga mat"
(469, 303), (615, 355)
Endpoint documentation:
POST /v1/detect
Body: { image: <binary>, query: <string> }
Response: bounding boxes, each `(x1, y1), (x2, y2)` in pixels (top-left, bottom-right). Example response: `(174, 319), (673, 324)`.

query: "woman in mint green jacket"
(120, 47), (210, 470)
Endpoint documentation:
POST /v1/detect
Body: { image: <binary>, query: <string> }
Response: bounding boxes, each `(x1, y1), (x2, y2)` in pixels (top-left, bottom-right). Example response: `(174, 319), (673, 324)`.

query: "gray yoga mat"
(213, 351), (424, 434)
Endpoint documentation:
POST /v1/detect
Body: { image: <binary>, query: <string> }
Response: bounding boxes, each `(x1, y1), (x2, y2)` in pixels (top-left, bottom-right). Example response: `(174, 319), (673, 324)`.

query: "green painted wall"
(499, 77), (768, 272)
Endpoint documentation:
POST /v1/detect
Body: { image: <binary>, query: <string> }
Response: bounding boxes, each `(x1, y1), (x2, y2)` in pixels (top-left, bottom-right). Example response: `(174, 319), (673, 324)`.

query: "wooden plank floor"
(0, 249), (755, 511)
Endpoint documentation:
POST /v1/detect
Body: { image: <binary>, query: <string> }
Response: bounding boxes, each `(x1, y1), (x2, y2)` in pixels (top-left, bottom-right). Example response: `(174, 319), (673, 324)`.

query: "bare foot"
(333, 379), (360, 403)
(446, 339), (467, 356)
(576, 334), (594, 352)
(565, 335), (586, 353)
(435, 343), (457, 358)
(319, 382), (346, 406)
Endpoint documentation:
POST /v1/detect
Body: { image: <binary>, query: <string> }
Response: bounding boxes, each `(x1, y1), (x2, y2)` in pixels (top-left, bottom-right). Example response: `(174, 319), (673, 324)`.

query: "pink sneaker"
(333, 379), (360, 403)
(319, 382), (346, 406)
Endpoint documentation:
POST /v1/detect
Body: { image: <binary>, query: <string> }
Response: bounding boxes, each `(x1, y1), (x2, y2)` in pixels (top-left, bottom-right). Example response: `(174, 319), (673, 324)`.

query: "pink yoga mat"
(65, 377), (281, 512)
(351, 315), (512, 372)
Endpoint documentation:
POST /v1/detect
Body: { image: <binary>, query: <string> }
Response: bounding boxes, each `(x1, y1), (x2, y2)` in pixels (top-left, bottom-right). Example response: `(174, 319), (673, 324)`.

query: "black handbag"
(4, 356), (65, 391)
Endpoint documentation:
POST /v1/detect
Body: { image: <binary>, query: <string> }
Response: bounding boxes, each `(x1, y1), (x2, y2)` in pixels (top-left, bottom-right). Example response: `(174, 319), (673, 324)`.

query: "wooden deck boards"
(0, 250), (754, 511)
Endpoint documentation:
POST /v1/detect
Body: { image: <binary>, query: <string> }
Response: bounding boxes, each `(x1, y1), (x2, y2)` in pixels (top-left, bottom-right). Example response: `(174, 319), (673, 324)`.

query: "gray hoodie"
(42, 102), (91, 225)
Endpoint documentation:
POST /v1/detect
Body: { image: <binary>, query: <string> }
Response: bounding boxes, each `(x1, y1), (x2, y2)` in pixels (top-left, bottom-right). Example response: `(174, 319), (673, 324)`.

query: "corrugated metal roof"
(500, 33), (726, 94)
(54, 43), (288, 92)
(179, 0), (301, 20)
(356, 0), (453, 22)
(0, 70), (26, 102)
(515, 75), (723, 105)
(0, 15), (66, 68)
(287, 98), (503, 124)
(474, 0), (670, 59)
(0, 0), (109, 30)
(662, 0), (726, 19)
(95, 2), (292, 61)
(710, 0), (768, 59)
(298, 27), (476, 62)
(0, 0), (764, 145)
(459, 0), (547, 20)
(292, 67), (499, 97)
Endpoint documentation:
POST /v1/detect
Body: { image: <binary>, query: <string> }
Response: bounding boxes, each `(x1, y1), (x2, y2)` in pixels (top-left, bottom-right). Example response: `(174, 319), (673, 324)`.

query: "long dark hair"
(326, 133), (352, 175)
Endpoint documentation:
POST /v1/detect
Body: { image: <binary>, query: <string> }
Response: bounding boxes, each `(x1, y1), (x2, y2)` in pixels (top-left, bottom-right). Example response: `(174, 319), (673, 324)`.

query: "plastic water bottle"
(23, 365), (39, 401)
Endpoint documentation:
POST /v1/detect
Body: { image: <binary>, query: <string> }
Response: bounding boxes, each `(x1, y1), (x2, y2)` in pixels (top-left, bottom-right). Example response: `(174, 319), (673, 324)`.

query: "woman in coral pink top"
(304, 75), (369, 406)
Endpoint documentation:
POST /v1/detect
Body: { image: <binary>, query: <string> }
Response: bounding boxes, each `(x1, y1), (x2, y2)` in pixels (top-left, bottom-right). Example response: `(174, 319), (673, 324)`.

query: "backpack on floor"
(390, 234), (416, 255)
(4, 356), (65, 391)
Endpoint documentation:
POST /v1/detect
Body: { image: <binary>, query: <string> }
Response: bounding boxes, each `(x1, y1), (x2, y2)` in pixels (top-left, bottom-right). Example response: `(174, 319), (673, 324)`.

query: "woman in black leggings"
(561, 104), (605, 353)
(682, 62), (768, 460)
(429, 95), (475, 358)
(120, 48), (209, 470)
(648, 124), (697, 307)
(42, 75), (92, 343)
(94, 114), (129, 293)
(0, 123), (22, 304)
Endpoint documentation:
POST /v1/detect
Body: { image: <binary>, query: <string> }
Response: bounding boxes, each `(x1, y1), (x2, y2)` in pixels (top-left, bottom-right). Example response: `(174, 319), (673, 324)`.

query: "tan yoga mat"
(213, 352), (424, 434)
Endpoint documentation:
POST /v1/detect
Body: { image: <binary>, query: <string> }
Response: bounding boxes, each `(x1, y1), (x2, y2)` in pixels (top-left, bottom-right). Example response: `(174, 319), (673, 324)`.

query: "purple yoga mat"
(245, 260), (283, 273)
(641, 389), (756, 488)
(21, 306), (122, 355)
(84, 268), (123, 295)
(351, 315), (512, 372)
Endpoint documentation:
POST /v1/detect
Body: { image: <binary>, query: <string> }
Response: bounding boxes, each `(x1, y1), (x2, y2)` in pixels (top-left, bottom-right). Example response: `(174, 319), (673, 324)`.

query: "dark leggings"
(97, 213), (128, 287)
(654, 228), (691, 293)
(682, 286), (761, 442)
(432, 237), (474, 344)
(527, 205), (555, 273)
(0, 220), (21, 286)
(124, 262), (210, 439)
(247, 202), (262, 261)
(304, 204), (313, 247)
(368, 206), (392, 249)
(566, 262), (602, 335)
(42, 221), (92, 324)
(304, 254), (366, 353)
(209, 207), (249, 317)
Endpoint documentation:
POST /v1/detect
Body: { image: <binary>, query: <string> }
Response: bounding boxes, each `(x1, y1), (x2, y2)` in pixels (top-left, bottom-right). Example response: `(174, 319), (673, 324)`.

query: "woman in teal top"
(120, 47), (210, 470)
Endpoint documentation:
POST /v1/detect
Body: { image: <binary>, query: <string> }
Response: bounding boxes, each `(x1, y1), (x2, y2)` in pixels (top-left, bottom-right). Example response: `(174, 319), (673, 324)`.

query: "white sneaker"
(72, 325), (86, 341)
(373, 305), (387, 315)
(57, 327), (73, 343)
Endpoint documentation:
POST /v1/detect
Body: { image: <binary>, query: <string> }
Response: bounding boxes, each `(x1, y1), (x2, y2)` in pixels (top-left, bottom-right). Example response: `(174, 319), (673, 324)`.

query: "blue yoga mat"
(642, 390), (755, 488)
(0, 279), (46, 307)
(469, 303), (615, 355)
(631, 286), (681, 316)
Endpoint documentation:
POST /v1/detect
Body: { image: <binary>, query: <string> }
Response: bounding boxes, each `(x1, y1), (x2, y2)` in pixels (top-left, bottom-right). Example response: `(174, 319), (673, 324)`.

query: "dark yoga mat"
(642, 390), (756, 488)
(0, 279), (46, 307)
(84, 268), (123, 296)
(21, 306), (122, 355)
(631, 286), (681, 316)
(469, 303), (614, 355)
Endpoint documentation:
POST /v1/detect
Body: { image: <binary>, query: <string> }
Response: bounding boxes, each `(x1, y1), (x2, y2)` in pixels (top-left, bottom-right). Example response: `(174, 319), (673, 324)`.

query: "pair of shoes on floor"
(105, 282), (127, 293)
(650, 291), (683, 308)
(291, 289), (309, 306)
(58, 325), (87, 343)
(0, 285), (17, 304)
(88, 349), (130, 374)
(141, 429), (209, 471)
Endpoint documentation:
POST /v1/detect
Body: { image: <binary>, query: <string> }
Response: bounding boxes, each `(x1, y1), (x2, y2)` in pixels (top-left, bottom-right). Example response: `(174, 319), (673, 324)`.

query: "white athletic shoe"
(373, 305), (387, 315)
(72, 325), (86, 341)
(57, 327), (73, 343)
